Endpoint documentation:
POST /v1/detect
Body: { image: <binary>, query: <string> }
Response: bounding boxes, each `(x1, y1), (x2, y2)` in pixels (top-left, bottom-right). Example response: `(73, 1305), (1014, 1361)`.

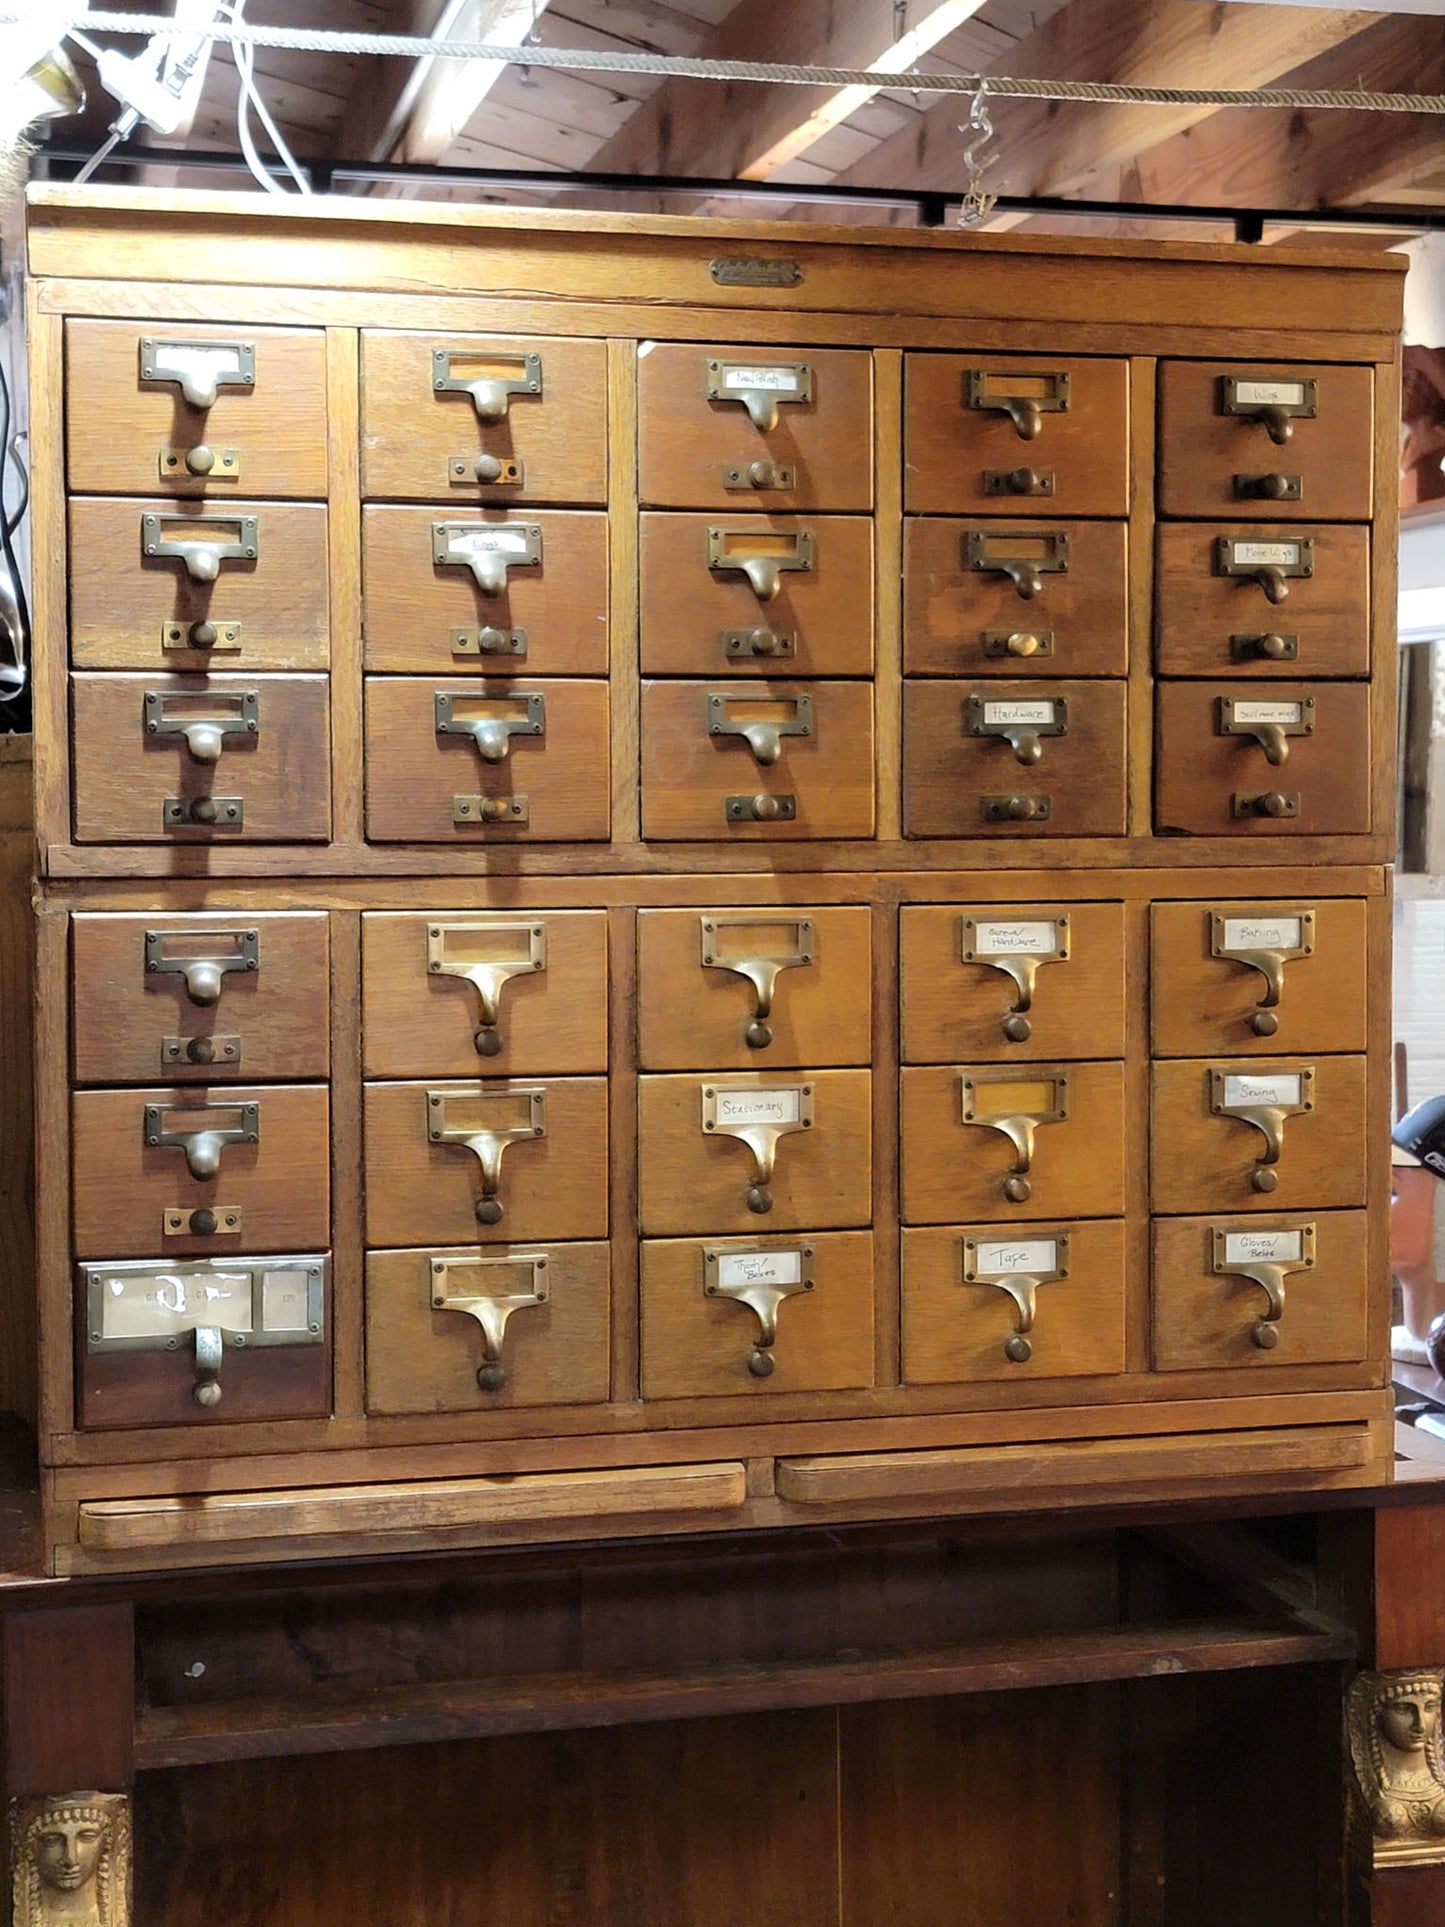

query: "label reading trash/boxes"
(716, 1248), (803, 1292)
(1222, 1229), (1304, 1266)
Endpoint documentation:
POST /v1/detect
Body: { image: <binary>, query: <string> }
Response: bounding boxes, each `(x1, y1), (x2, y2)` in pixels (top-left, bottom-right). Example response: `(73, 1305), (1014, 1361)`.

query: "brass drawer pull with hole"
(434, 690), (545, 763)
(984, 466), (1054, 497)
(163, 795), (244, 831)
(141, 512), (258, 584)
(139, 337), (256, 411)
(706, 691), (812, 765)
(1209, 1065), (1315, 1191)
(1218, 375), (1317, 446)
(960, 912), (1070, 1045)
(707, 526), (813, 602)
(1211, 1221), (1315, 1349)
(162, 1034), (240, 1070)
(449, 453), (524, 486)
(1210, 907), (1315, 1037)
(144, 926), (259, 1006)
(700, 914), (815, 1051)
(426, 1087), (546, 1225)
(966, 694), (1067, 767)
(704, 358), (812, 433)
(703, 1242), (815, 1378)
(430, 1251), (548, 1392)
(451, 624), (526, 659)
(723, 626), (795, 661)
(982, 792), (1051, 824)
(1214, 536), (1314, 606)
(966, 369), (1070, 442)
(701, 1081), (814, 1216)
(962, 1230), (1071, 1363)
(1218, 696), (1315, 767)
(144, 689), (258, 764)
(726, 793), (797, 825)
(1230, 631), (1297, 663)
(965, 528), (1068, 600)
(142, 1099), (260, 1180)
(426, 920), (547, 1058)
(452, 794), (529, 826)
(432, 519), (542, 597)
(1231, 789), (1298, 821)
(959, 1068), (1069, 1205)
(163, 1205), (242, 1238)
(161, 445), (239, 481)
(432, 347), (542, 422)
(723, 460), (796, 491)
(162, 620), (243, 654)
(1233, 472), (1301, 502)
(983, 629), (1052, 660)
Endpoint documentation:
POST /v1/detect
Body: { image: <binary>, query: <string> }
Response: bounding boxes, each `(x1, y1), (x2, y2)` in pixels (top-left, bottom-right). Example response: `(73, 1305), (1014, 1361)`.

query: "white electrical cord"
(227, 0), (309, 194)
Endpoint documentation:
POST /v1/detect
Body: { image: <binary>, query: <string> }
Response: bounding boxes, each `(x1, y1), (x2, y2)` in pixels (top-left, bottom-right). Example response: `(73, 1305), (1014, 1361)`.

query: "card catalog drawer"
(66, 319), (328, 497)
(70, 672), (331, 844)
(638, 342), (872, 511)
(639, 513), (873, 676)
(69, 498), (331, 671)
(638, 1069), (872, 1235)
(1150, 898), (1367, 1057)
(640, 1231), (874, 1398)
(899, 902), (1127, 1063)
(365, 1242), (610, 1414)
(903, 519), (1128, 677)
(905, 354), (1129, 517)
(1154, 524), (1369, 677)
(900, 1061), (1126, 1224)
(362, 910), (608, 1076)
(360, 331), (608, 503)
(901, 1219), (1127, 1384)
(72, 911), (330, 1084)
(362, 506), (608, 675)
(1155, 682), (1371, 836)
(1150, 1056), (1367, 1214)
(72, 1084), (331, 1259)
(363, 1078), (608, 1246)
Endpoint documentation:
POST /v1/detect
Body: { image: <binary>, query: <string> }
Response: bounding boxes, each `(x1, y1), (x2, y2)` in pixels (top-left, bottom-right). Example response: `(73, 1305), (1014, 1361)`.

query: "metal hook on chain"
(957, 76), (998, 227)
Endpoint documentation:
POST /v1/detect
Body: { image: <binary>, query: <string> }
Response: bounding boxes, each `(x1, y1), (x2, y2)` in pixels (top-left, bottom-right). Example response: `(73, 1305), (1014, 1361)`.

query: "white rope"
(13, 10), (1445, 116)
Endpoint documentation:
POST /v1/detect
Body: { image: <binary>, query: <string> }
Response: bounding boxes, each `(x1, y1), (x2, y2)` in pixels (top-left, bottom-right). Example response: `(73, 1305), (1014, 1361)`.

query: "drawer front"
(639, 513), (873, 677)
(365, 1242), (610, 1414)
(899, 902), (1127, 1064)
(638, 1069), (872, 1235)
(904, 354), (1129, 517)
(77, 1251), (332, 1430)
(903, 518), (1128, 678)
(640, 681), (875, 841)
(363, 1078), (609, 1246)
(1149, 1056), (1367, 1214)
(66, 319), (328, 498)
(1151, 1210), (1369, 1369)
(900, 1060), (1126, 1224)
(70, 498), (331, 671)
(637, 905), (872, 1071)
(903, 680), (1127, 838)
(638, 342), (873, 512)
(1157, 361), (1374, 522)
(362, 506), (609, 675)
(361, 910), (608, 1077)
(640, 1230), (874, 1398)
(72, 911), (330, 1085)
(359, 331), (608, 504)
(901, 1219), (1127, 1385)
(1154, 523), (1369, 678)
(72, 1084), (331, 1258)
(1155, 682), (1371, 836)
(71, 672), (331, 844)
(364, 677), (610, 842)
(1150, 898), (1368, 1058)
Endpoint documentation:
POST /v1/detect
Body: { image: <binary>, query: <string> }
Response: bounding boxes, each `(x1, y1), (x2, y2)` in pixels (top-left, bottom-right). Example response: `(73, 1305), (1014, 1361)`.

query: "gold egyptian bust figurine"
(1349, 1671), (1445, 1865)
(8, 1793), (131, 1926)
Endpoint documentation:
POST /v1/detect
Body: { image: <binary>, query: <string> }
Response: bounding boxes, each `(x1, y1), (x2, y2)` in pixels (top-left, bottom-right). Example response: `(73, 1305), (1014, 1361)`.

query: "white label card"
(1223, 1073), (1303, 1109)
(100, 1270), (252, 1339)
(447, 527), (532, 557)
(974, 919), (1060, 957)
(1232, 380), (1306, 408)
(1232, 542), (1301, 567)
(973, 1238), (1058, 1277)
(717, 1249), (803, 1291)
(714, 1088), (802, 1127)
(1221, 917), (1304, 953)
(983, 701), (1055, 727)
(261, 1269), (311, 1333)
(1223, 1230), (1304, 1266)
(723, 366), (803, 393)
(153, 344), (244, 384)
(1231, 701), (1304, 726)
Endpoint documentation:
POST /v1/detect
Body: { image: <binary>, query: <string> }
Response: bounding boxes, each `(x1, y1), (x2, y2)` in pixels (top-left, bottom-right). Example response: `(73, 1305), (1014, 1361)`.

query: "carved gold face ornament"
(35, 1819), (104, 1893)
(1379, 1682), (1443, 1757)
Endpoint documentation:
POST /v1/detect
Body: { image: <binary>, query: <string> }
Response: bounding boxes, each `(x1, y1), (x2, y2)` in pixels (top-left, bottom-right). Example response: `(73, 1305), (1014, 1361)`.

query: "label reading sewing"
(716, 1249), (803, 1292)
(723, 366), (804, 394)
(1222, 1072), (1303, 1110)
(973, 1238), (1058, 1278)
(1230, 701), (1304, 727)
(982, 701), (1056, 728)
(1221, 916), (1304, 953)
(1223, 1229), (1304, 1266)
(974, 919), (1059, 957)
(1232, 380), (1306, 408)
(1231, 542), (1301, 568)
(713, 1088), (802, 1128)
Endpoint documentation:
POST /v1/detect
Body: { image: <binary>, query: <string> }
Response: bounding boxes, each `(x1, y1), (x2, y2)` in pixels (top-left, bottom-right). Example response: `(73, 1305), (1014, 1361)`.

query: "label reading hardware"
(961, 913), (1069, 1044)
(968, 694), (1067, 766)
(982, 700), (1055, 728)
(971, 919), (1061, 956)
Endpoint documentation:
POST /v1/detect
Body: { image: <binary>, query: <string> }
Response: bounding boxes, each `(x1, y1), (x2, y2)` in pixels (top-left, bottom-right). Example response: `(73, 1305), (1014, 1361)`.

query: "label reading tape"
(973, 1238), (1058, 1277)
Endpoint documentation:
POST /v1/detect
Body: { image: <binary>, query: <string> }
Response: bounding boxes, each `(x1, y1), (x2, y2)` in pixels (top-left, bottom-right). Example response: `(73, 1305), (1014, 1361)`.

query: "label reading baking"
(1221, 916), (1304, 953)
(723, 366), (804, 394)
(974, 1238), (1058, 1278)
(1232, 380), (1306, 408)
(1223, 1229), (1304, 1266)
(447, 526), (532, 557)
(974, 919), (1059, 956)
(714, 1088), (802, 1127)
(261, 1268), (311, 1333)
(1231, 542), (1301, 567)
(152, 343), (244, 386)
(1223, 1072), (1302, 1109)
(100, 1269), (252, 1339)
(1230, 701), (1304, 727)
(717, 1248), (803, 1292)
(982, 701), (1055, 728)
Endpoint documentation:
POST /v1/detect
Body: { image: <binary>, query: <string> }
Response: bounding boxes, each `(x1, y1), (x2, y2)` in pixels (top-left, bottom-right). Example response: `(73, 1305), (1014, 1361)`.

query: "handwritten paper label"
(1223, 1229), (1304, 1266)
(1231, 542), (1301, 567)
(973, 919), (1059, 957)
(982, 700), (1055, 728)
(713, 1088), (802, 1127)
(717, 1249), (803, 1292)
(1221, 916), (1303, 953)
(446, 526), (532, 558)
(722, 365), (803, 393)
(1223, 1073), (1303, 1110)
(973, 1238), (1058, 1278)
(1231, 701), (1303, 727)
(1232, 380), (1306, 408)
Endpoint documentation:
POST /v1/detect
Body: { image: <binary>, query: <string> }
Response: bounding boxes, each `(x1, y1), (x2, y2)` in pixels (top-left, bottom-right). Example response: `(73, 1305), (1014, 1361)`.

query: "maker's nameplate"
(982, 700), (1055, 727)
(1231, 542), (1301, 568)
(973, 1237), (1058, 1278)
(973, 918), (1060, 956)
(1222, 1229), (1304, 1266)
(1223, 1072), (1303, 1109)
(97, 1268), (253, 1340)
(716, 1248), (803, 1292)
(1231, 380), (1306, 408)
(1221, 916), (1304, 952)
(710, 257), (804, 288)
(1229, 700), (1304, 727)
(712, 1088), (802, 1127)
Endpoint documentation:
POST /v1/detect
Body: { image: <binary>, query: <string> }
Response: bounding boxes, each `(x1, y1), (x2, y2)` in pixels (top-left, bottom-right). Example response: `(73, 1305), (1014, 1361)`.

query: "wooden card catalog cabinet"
(24, 190), (1398, 1572)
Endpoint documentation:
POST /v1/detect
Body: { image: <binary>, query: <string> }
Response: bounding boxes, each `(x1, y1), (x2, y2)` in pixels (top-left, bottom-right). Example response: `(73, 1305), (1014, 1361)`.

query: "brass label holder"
(139, 336), (256, 410)
(959, 1068), (1070, 1205)
(144, 688), (258, 764)
(701, 1081), (814, 1216)
(704, 358), (812, 433)
(700, 914), (815, 1050)
(1214, 535), (1314, 606)
(426, 1085), (547, 1225)
(435, 690), (545, 763)
(432, 347), (542, 422)
(142, 1099), (260, 1180)
(961, 1229), (1071, 1362)
(707, 526), (813, 602)
(966, 368), (1070, 441)
(1218, 695), (1315, 767)
(960, 910), (1070, 1044)
(429, 1250), (549, 1391)
(702, 1241), (815, 1378)
(966, 693), (1068, 766)
(1209, 906), (1315, 1037)
(706, 691), (813, 765)
(145, 927), (259, 1006)
(426, 919), (547, 1057)
(1218, 374), (1318, 445)
(965, 528), (1069, 599)
(1208, 1063), (1315, 1192)
(141, 511), (259, 584)
(1210, 1219), (1316, 1349)
(431, 518), (543, 596)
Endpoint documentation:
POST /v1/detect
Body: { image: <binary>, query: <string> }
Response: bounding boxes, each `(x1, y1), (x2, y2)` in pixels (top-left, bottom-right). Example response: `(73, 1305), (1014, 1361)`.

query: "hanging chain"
(957, 76), (997, 227)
